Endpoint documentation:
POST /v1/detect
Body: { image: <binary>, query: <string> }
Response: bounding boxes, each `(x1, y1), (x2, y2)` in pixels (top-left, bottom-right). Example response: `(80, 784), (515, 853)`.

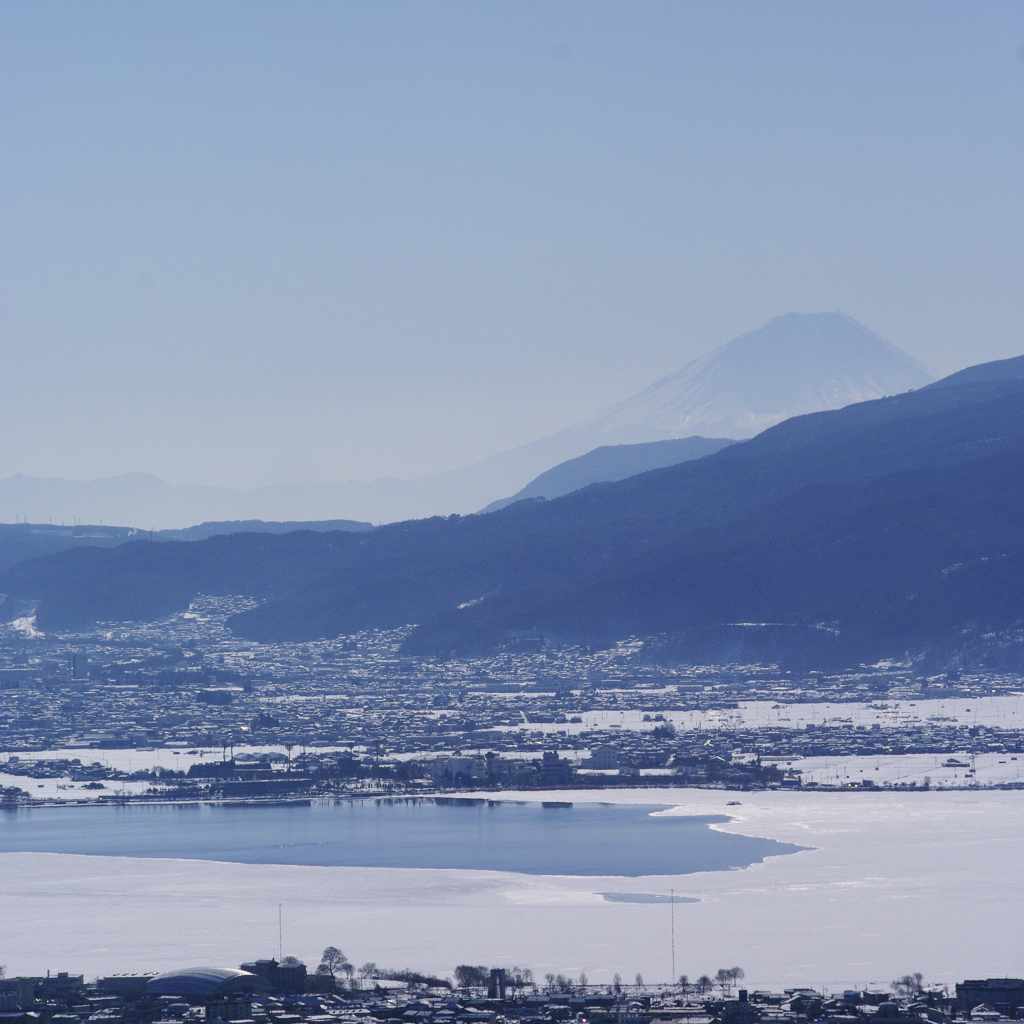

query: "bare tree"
(454, 966), (489, 990)
(635, 973), (644, 992)
(714, 967), (744, 998)
(891, 974), (924, 999)
(678, 975), (690, 997)
(613, 973), (622, 996)
(696, 975), (713, 997)
(507, 967), (535, 995)
(318, 947), (352, 980)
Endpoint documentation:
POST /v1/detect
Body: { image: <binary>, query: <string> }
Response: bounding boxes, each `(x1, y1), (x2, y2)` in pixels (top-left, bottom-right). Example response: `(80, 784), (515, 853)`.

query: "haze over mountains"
(482, 437), (736, 513)
(0, 312), (932, 530)
(520, 311), (933, 448)
(3, 352), (1020, 671)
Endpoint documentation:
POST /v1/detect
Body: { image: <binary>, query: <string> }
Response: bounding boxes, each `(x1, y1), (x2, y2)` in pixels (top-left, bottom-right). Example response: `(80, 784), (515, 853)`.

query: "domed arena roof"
(147, 968), (266, 998)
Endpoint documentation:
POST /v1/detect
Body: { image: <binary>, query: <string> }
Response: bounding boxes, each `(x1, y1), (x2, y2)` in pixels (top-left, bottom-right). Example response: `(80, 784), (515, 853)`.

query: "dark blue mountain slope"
(2, 361), (1022, 669)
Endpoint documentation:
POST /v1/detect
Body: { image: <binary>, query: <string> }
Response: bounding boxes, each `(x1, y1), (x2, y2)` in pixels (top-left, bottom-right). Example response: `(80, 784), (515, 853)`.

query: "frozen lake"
(4, 788), (1024, 992)
(0, 798), (801, 875)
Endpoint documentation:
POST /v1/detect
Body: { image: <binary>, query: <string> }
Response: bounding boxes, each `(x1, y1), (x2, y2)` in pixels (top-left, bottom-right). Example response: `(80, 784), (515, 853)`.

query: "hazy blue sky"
(2, 1), (1023, 489)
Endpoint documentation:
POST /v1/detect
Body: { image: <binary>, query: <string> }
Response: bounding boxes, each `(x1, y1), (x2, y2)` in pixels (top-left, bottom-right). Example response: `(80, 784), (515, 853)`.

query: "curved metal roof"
(147, 968), (265, 998)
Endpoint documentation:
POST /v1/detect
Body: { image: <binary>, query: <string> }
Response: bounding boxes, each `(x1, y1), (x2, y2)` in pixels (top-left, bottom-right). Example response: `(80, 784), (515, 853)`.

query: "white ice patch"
(4, 788), (1024, 993)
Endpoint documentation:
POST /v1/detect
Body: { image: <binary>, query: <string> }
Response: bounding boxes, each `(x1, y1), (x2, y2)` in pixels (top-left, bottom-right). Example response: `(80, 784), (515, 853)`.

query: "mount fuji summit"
(547, 310), (935, 450)
(465, 311), (935, 511)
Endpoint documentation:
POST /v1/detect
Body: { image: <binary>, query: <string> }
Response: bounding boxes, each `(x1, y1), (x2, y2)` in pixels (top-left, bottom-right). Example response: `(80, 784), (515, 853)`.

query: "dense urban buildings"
(1, 959), (1018, 1024)
(2, 597), (1023, 803)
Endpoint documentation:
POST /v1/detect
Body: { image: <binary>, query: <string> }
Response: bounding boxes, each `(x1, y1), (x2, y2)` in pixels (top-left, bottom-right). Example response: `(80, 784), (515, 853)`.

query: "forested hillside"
(3, 356), (1022, 669)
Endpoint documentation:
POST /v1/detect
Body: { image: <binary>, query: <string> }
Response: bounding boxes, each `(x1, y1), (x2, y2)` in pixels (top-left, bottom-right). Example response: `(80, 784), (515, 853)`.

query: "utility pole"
(670, 889), (675, 987)
(278, 904), (282, 960)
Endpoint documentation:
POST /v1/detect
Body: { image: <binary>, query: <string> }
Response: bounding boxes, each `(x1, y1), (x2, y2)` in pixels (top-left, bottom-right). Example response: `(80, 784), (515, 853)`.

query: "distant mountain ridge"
(924, 353), (1024, 390)
(0, 519), (372, 575)
(153, 519), (373, 542)
(3, 352), (1021, 672)
(427, 311), (935, 519)
(0, 312), (933, 527)
(482, 436), (735, 512)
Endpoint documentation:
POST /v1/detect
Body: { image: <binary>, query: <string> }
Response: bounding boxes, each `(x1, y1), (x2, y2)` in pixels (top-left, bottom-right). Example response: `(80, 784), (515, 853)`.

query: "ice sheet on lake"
(3, 788), (1024, 993)
(599, 892), (699, 904)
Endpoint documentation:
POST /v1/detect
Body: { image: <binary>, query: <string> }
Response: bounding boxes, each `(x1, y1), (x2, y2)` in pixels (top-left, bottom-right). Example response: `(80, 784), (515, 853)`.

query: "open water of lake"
(0, 798), (805, 876)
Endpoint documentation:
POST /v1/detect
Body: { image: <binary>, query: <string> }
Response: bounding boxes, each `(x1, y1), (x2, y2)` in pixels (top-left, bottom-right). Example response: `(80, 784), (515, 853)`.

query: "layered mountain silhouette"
(0, 312), (932, 528)
(152, 519), (373, 542)
(3, 353), (1021, 670)
(390, 311), (934, 521)
(481, 437), (735, 512)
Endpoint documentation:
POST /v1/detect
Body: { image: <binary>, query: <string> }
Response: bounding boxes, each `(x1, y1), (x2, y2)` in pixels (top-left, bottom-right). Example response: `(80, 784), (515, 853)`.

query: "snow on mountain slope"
(455, 312), (934, 513)
(558, 311), (935, 445)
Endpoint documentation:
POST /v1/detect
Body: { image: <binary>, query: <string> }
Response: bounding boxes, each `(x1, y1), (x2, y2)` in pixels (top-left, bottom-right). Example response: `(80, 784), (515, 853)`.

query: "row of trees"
(544, 973), (588, 995)
(677, 968), (746, 999)
(453, 965), (534, 993)
(316, 949), (449, 990)
(891, 974), (925, 998)
(454, 965), (744, 998)
(316, 949), (746, 1000)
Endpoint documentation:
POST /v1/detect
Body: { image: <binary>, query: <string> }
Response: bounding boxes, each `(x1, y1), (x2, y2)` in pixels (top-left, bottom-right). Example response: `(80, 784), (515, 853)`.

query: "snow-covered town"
(3, 598), (1024, 803)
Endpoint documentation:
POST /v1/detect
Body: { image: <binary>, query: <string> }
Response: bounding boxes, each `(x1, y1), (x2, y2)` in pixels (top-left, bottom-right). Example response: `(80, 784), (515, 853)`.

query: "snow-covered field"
(792, 751), (1022, 787)
(526, 695), (1024, 734)
(3, 788), (1023, 992)
(0, 772), (153, 800)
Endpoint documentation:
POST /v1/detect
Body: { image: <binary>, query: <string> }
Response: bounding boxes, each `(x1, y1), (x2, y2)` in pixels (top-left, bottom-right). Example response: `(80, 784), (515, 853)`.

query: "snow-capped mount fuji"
(548, 311), (935, 449)
(464, 311), (934, 511)
(0, 313), (934, 529)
